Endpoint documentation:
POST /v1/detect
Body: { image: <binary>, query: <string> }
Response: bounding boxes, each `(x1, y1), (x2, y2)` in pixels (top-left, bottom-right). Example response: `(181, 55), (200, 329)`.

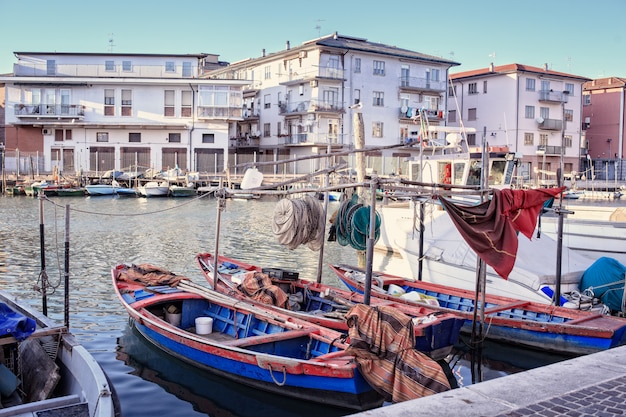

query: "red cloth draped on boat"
(345, 304), (451, 403)
(437, 187), (565, 279)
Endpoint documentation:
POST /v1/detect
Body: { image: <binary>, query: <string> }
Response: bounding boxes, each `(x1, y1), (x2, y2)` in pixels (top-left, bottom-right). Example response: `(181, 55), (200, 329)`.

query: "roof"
(13, 52), (213, 60)
(450, 63), (591, 82)
(583, 77), (626, 90)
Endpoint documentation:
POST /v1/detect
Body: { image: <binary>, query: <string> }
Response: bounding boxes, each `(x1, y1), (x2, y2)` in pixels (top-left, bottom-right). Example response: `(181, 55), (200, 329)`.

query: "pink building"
(583, 77), (626, 181)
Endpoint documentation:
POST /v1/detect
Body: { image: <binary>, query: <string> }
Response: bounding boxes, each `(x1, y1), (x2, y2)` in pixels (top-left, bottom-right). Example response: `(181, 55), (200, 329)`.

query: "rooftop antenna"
(108, 33), (115, 52)
(488, 52), (496, 65)
(315, 19), (325, 37)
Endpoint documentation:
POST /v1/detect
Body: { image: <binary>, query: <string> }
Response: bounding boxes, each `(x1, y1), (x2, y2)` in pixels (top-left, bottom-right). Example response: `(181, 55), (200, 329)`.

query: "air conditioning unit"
(42, 128), (52, 135)
(310, 80), (318, 87)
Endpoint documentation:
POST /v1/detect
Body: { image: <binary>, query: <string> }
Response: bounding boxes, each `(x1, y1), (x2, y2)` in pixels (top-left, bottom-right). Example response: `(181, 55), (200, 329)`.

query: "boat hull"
(331, 265), (626, 355)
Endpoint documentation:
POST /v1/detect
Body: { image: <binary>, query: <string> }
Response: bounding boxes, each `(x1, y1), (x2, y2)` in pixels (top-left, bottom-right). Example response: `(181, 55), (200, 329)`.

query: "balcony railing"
(398, 76), (446, 92)
(14, 103), (85, 118)
(537, 118), (563, 131)
(279, 133), (341, 146)
(538, 90), (569, 103)
(198, 106), (243, 119)
(280, 67), (345, 84)
(537, 145), (563, 156)
(14, 62), (199, 78)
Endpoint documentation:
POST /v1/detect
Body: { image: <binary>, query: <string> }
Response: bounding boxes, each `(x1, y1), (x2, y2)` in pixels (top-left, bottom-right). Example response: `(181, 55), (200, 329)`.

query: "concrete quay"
(351, 345), (626, 416)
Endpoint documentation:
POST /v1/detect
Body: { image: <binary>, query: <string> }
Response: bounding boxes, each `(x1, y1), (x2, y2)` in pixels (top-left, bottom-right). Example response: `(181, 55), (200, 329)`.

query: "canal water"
(0, 195), (573, 416)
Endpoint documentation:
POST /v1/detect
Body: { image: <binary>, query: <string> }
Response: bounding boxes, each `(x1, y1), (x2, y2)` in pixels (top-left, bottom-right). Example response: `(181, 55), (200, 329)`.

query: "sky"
(1, 0), (624, 79)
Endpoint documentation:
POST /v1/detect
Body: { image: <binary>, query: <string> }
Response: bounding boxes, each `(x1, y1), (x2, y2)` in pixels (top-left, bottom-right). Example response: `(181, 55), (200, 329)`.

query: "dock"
(350, 344), (626, 416)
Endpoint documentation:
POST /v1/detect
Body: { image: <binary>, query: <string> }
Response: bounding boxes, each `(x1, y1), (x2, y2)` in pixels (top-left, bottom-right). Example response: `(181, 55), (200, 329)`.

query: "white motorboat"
(137, 181), (169, 197)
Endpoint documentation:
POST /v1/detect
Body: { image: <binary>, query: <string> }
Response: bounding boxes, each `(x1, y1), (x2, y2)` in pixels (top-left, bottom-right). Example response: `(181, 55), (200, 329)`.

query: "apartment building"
(0, 52), (247, 176)
(448, 64), (590, 186)
(207, 33), (459, 176)
(582, 77), (626, 181)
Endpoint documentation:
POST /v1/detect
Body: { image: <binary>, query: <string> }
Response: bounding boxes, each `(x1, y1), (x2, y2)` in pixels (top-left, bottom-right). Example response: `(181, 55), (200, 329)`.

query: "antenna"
(488, 52), (496, 64)
(108, 33), (115, 52)
(315, 19), (325, 37)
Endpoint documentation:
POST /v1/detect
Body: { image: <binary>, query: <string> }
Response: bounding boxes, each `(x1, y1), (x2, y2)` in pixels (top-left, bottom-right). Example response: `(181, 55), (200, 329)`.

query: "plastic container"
(195, 317), (213, 335)
(165, 312), (181, 327)
(387, 284), (406, 296)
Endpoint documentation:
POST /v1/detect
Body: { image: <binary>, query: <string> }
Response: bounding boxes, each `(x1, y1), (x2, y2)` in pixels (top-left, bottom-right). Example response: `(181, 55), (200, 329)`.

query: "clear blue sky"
(1, 0), (624, 79)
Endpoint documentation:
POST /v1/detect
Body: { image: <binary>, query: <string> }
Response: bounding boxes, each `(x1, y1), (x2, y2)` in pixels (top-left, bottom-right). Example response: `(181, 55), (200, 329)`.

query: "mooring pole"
(38, 194), (47, 315)
(363, 179), (378, 305)
(213, 180), (225, 290)
(64, 204), (70, 329)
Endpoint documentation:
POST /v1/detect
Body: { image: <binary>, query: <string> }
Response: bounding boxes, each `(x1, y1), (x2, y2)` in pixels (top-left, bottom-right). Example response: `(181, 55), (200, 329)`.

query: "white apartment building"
(207, 33), (459, 176)
(1, 52), (248, 176)
(448, 64), (591, 185)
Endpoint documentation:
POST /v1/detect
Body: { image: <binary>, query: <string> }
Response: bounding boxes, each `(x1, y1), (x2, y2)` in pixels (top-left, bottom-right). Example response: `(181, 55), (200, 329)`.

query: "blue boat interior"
(148, 298), (342, 359)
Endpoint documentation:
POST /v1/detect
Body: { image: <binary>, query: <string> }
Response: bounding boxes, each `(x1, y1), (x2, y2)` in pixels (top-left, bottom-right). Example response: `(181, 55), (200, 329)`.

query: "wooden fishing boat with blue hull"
(196, 253), (465, 360)
(112, 264), (383, 411)
(330, 264), (626, 355)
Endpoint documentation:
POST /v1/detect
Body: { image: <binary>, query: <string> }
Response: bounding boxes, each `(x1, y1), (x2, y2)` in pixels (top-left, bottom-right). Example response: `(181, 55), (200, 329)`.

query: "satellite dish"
(535, 117), (544, 124)
(401, 105), (408, 114)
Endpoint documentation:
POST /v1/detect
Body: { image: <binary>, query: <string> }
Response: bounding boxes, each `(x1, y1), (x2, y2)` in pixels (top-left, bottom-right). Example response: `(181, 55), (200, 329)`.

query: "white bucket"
(195, 317), (213, 335)
(165, 312), (182, 327)
(387, 284), (406, 296)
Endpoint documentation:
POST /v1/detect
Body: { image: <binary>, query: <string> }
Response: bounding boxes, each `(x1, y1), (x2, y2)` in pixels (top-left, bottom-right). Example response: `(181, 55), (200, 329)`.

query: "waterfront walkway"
(351, 344), (626, 416)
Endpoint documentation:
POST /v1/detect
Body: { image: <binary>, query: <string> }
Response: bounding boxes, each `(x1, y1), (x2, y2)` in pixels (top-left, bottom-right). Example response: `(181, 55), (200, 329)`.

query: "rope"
(267, 364), (287, 386)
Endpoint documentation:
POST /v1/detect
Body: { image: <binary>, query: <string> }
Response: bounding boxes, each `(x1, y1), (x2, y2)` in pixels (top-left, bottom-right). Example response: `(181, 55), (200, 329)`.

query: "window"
(525, 105), (535, 119)
(121, 89), (132, 116)
(46, 60), (56, 76)
(55, 130), (63, 142)
(354, 89), (360, 105)
(565, 83), (574, 95)
(539, 134), (549, 146)
(524, 133), (534, 145)
(526, 78), (535, 91)
(468, 83), (478, 95)
(263, 123), (271, 137)
(264, 66), (271, 80)
(430, 69), (440, 82)
(182, 62), (192, 77)
(129, 133), (141, 142)
(401, 65), (410, 87)
(164, 90), (175, 117)
(168, 133), (181, 143)
(583, 94), (591, 106)
(466, 133), (476, 146)
(104, 89), (115, 116)
(299, 84), (304, 96)
(448, 85), (456, 97)
(105, 60), (115, 71)
(468, 108), (477, 121)
(202, 133), (215, 143)
(483, 81), (488, 94)
(354, 58), (361, 73)
(181, 91), (192, 117)
(97, 132), (109, 142)
(373, 91), (384, 107)
(373, 60), (385, 76)
(165, 61), (176, 72)
(541, 80), (550, 92)
(539, 107), (549, 119)
(448, 109), (457, 123)
(400, 93), (409, 111)
(122, 61), (132, 71)
(264, 94), (271, 109)
(564, 135), (572, 148)
(372, 122), (383, 138)
(564, 109), (573, 122)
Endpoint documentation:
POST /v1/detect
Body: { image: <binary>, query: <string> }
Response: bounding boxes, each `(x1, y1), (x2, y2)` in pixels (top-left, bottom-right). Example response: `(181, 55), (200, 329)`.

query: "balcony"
(279, 133), (341, 146)
(537, 118), (563, 131)
(398, 76), (446, 92)
(538, 90), (569, 103)
(230, 135), (260, 148)
(14, 62), (199, 78)
(198, 106), (243, 120)
(399, 107), (442, 120)
(537, 145), (563, 156)
(14, 103), (85, 120)
(280, 67), (345, 85)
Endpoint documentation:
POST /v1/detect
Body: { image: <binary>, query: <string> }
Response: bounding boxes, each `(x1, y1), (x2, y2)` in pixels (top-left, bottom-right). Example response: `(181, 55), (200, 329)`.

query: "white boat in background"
(86, 181), (120, 196)
(169, 184), (197, 197)
(0, 289), (118, 416)
(539, 205), (626, 265)
(137, 181), (169, 197)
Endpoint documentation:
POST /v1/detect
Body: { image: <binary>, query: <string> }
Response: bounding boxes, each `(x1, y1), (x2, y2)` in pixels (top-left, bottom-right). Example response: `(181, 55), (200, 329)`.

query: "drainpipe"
(620, 86), (625, 180)
(189, 84), (196, 171)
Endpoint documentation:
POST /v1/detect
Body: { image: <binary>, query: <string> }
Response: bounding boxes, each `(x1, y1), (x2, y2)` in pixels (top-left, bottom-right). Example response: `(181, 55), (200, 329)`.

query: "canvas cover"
(115, 263), (187, 287)
(437, 187), (565, 279)
(579, 257), (626, 312)
(345, 304), (451, 402)
(0, 303), (36, 341)
(237, 271), (289, 309)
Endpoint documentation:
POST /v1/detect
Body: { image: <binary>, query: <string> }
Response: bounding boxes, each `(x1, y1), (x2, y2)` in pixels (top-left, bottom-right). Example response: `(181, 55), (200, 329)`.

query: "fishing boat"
(330, 264), (626, 355)
(86, 181), (121, 196)
(169, 184), (197, 197)
(56, 187), (87, 197)
(112, 263), (384, 411)
(196, 253), (465, 360)
(0, 289), (118, 416)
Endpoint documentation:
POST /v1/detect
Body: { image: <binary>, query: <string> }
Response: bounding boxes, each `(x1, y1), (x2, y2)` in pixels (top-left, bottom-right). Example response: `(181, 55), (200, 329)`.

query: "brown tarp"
(115, 263), (187, 287)
(345, 304), (451, 403)
(437, 187), (565, 279)
(237, 271), (289, 309)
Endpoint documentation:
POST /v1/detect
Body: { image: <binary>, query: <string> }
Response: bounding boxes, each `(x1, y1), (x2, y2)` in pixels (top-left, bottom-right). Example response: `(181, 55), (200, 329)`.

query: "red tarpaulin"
(437, 187), (565, 279)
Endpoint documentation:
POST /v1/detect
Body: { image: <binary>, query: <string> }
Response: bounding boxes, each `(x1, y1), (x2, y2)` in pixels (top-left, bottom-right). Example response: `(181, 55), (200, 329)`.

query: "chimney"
(489, 62), (494, 72)
(544, 63), (548, 71)
(262, 48), (266, 57)
(286, 40), (290, 50)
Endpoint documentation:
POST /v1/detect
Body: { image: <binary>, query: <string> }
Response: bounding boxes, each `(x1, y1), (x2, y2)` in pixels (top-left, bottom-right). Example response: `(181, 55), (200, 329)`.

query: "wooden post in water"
(353, 110), (367, 268)
(38, 194), (47, 315)
(212, 180), (225, 290)
(64, 204), (70, 329)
